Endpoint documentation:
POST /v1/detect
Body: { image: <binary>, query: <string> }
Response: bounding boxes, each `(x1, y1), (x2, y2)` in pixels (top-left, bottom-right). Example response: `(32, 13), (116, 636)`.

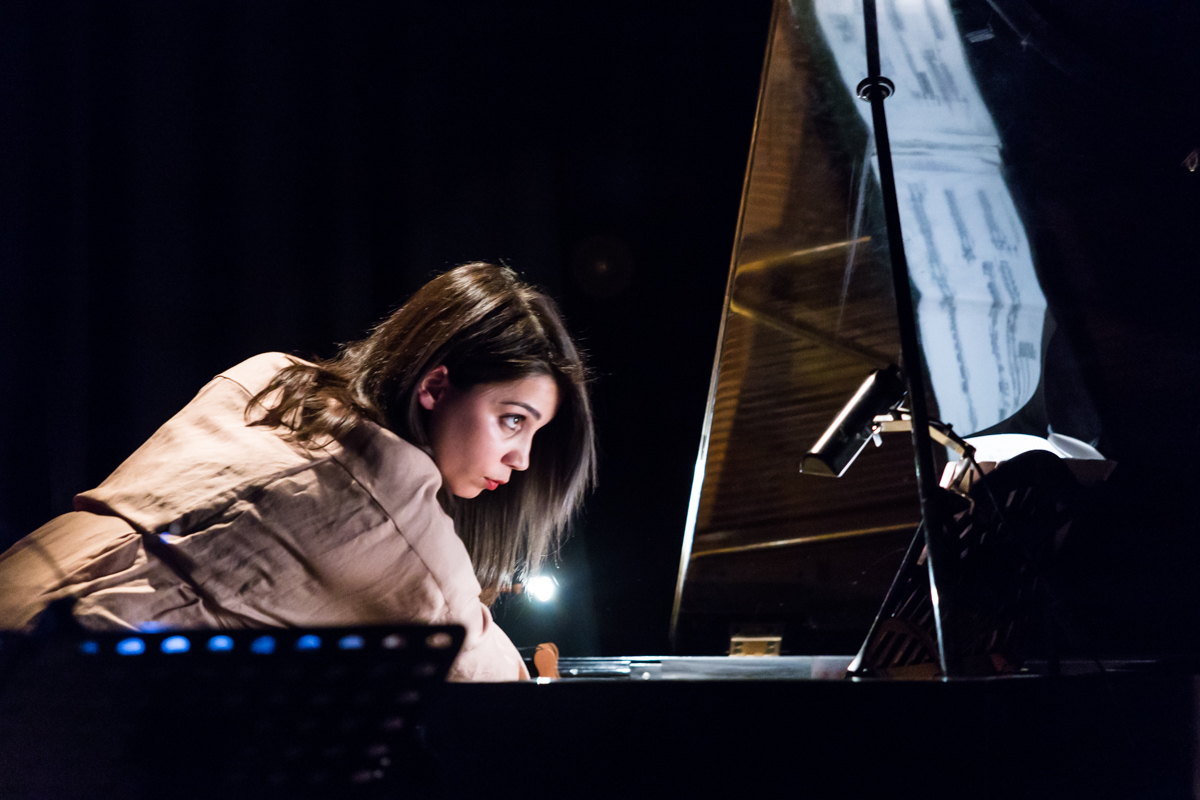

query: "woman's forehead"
(476, 375), (558, 414)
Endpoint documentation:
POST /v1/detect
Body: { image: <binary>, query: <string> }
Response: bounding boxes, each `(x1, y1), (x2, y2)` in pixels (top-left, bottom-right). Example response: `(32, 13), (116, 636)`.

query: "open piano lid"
(670, 0), (1200, 658)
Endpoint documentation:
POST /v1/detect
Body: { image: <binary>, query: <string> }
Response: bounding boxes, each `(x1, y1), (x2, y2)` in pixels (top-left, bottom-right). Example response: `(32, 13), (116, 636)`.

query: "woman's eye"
(501, 414), (524, 432)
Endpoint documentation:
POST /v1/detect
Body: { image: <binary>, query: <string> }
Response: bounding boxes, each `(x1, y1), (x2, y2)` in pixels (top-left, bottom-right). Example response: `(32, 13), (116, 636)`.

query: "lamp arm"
(873, 414), (976, 461)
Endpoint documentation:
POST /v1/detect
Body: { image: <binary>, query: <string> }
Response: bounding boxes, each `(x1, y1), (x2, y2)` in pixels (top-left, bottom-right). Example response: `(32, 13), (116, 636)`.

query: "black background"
(0, 0), (774, 656)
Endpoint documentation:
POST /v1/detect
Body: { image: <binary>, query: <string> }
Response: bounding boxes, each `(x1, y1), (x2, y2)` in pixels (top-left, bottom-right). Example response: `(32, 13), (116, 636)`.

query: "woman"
(0, 263), (595, 681)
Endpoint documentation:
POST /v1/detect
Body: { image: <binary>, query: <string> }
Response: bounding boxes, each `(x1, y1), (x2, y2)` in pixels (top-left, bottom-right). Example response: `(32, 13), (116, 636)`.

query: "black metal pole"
(858, 0), (958, 676)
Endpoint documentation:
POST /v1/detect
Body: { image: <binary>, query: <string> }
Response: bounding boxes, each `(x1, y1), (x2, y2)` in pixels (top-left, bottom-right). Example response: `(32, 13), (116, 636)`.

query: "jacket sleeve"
(445, 601), (530, 682)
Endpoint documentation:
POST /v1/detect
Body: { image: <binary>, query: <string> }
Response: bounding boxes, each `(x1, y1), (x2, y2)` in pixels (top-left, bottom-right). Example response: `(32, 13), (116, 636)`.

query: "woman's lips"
(485, 479), (501, 491)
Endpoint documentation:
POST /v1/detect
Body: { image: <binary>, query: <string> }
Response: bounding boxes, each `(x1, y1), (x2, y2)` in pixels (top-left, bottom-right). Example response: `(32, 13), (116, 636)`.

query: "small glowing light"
(382, 634), (406, 650)
(338, 635), (365, 650)
(527, 575), (557, 602)
(296, 634), (322, 651)
(79, 640), (100, 655)
(250, 635), (276, 655)
(116, 637), (146, 656)
(207, 635), (234, 652)
(425, 632), (453, 650)
(161, 635), (190, 654)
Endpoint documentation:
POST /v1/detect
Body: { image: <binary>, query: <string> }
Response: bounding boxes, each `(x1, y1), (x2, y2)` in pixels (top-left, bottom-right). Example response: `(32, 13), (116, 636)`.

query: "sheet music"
(813, 0), (1047, 434)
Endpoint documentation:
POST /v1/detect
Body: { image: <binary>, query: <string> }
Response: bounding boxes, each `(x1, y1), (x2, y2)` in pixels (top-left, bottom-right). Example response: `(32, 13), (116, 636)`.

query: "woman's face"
(419, 367), (559, 499)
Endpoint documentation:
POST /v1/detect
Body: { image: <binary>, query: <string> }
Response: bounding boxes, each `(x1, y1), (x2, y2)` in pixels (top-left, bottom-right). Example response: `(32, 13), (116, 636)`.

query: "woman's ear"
(417, 365), (452, 411)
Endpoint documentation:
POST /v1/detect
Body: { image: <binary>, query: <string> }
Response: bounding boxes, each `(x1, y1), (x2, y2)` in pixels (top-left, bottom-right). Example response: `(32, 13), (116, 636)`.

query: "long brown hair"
(246, 263), (596, 594)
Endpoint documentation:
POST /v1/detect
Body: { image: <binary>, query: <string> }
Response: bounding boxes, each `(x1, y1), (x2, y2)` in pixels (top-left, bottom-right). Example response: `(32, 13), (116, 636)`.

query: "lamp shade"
(800, 365), (906, 477)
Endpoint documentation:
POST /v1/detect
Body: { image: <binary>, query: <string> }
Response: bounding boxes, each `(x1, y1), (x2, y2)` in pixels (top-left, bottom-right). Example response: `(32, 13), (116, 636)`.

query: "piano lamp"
(800, 365), (973, 478)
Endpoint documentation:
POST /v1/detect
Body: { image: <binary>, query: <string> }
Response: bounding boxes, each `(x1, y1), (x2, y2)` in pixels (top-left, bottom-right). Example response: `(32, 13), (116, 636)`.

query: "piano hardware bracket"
(870, 409), (975, 462)
(872, 410), (982, 500)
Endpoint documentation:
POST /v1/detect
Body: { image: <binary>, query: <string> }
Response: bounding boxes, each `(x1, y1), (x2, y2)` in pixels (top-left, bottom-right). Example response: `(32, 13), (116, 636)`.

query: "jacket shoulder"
(217, 352), (310, 396)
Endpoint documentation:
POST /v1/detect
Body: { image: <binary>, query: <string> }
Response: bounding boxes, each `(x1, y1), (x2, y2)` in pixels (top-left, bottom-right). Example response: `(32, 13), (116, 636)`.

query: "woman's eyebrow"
(500, 401), (542, 420)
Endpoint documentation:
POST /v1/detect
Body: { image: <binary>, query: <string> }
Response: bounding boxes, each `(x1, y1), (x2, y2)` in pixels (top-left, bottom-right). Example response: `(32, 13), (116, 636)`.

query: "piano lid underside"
(673, 0), (927, 655)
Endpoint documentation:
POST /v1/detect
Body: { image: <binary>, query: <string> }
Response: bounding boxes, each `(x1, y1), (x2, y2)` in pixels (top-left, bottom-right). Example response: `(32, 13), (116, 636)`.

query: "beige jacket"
(0, 353), (528, 682)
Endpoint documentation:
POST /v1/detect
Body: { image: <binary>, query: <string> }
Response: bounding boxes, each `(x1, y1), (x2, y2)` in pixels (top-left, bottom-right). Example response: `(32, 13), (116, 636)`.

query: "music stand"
(849, 451), (1081, 677)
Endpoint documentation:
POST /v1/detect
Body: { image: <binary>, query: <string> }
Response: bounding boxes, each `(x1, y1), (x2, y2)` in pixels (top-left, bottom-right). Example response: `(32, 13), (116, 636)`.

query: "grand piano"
(4, 1), (1200, 796)
(443, 0), (1200, 793)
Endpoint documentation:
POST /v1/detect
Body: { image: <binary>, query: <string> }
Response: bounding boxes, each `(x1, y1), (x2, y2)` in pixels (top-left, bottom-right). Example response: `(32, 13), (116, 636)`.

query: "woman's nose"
(503, 442), (531, 471)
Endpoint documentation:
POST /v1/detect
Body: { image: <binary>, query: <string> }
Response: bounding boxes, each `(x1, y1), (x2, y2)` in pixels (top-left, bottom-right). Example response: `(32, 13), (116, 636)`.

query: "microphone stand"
(854, 0), (960, 677)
